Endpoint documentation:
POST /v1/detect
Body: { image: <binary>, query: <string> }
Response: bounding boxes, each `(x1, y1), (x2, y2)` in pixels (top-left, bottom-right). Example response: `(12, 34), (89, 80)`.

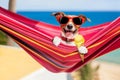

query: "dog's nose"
(67, 24), (73, 29)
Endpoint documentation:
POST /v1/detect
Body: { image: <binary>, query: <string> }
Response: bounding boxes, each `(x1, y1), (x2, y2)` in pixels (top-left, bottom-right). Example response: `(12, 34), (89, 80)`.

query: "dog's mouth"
(63, 28), (77, 38)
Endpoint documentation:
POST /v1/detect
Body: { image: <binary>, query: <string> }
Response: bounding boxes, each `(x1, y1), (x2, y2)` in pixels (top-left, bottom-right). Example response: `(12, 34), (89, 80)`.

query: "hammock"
(0, 7), (120, 73)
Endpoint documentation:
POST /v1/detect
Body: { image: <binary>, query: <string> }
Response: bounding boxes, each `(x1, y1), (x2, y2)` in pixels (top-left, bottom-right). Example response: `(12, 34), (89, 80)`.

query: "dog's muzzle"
(67, 24), (73, 30)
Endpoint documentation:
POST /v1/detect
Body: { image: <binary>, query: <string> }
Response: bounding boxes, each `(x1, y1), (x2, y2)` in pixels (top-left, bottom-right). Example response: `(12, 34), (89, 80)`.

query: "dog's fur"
(52, 12), (88, 54)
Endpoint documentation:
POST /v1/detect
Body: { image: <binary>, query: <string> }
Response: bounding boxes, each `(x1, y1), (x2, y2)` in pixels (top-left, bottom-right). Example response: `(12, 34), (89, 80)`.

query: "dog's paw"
(78, 46), (88, 54)
(53, 36), (61, 46)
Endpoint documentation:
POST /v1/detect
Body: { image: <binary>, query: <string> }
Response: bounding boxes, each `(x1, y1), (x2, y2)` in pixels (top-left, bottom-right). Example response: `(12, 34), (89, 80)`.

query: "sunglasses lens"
(73, 17), (82, 25)
(60, 17), (69, 24)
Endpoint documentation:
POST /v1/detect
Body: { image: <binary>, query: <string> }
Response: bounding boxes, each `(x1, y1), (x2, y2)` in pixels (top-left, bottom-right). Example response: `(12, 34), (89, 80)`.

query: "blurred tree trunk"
(8, 0), (16, 13)
(7, 0), (16, 46)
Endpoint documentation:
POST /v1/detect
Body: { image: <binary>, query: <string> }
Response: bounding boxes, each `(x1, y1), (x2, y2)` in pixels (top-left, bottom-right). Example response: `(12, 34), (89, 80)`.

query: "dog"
(52, 12), (90, 62)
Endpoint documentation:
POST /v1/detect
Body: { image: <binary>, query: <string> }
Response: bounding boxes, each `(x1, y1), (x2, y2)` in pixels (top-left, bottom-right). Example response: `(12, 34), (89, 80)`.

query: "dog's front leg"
(53, 36), (61, 46)
(78, 46), (88, 54)
(78, 46), (88, 62)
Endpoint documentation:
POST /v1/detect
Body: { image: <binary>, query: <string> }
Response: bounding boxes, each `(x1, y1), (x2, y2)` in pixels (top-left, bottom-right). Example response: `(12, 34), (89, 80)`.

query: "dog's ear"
(78, 15), (91, 24)
(52, 12), (65, 22)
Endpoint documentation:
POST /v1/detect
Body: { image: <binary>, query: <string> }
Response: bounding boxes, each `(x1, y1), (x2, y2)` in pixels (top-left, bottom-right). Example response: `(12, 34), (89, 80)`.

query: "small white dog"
(52, 12), (89, 62)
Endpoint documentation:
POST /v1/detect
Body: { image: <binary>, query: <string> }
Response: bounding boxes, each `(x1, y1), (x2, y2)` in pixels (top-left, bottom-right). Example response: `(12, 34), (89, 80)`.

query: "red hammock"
(0, 7), (120, 73)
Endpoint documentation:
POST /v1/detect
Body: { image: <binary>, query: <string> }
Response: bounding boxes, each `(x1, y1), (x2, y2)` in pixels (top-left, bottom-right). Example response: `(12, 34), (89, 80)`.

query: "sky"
(0, 0), (120, 11)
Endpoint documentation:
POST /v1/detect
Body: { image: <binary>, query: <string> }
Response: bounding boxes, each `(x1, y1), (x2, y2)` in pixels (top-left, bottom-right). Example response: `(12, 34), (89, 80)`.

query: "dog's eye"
(60, 17), (69, 24)
(73, 17), (82, 25)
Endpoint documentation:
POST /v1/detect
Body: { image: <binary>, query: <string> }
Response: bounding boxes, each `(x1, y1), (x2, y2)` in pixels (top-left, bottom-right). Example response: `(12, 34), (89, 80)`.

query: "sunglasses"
(60, 16), (82, 25)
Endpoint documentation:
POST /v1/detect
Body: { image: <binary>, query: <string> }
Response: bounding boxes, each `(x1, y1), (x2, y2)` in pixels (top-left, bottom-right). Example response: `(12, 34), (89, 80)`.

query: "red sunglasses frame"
(59, 16), (82, 25)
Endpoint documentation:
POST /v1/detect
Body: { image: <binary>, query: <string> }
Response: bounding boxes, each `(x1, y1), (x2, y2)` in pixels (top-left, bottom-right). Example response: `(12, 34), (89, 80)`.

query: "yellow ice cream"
(74, 34), (85, 62)
(74, 34), (85, 47)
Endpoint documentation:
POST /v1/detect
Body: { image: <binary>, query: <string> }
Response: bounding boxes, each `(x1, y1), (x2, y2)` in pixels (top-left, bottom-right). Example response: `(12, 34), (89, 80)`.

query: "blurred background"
(0, 0), (120, 80)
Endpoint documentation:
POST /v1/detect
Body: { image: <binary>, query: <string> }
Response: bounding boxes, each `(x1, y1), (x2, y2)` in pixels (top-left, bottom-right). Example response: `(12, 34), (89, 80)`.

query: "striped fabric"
(0, 7), (120, 73)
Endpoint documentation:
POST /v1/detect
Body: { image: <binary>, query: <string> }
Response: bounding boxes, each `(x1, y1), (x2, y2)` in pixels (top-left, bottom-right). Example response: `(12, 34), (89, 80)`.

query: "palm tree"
(0, 0), (16, 45)
(8, 0), (16, 13)
(7, 0), (16, 46)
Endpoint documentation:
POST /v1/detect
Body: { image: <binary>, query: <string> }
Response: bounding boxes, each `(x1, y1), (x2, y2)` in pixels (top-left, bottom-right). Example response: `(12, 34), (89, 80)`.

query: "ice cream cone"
(80, 54), (84, 62)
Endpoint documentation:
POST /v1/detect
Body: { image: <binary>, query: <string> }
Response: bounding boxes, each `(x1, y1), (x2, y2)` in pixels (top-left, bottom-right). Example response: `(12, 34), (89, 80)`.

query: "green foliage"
(80, 63), (93, 80)
(71, 63), (100, 80)
(0, 31), (7, 45)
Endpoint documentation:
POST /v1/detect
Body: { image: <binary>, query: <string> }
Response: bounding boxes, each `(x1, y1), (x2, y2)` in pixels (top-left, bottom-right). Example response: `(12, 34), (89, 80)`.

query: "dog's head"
(52, 12), (90, 39)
